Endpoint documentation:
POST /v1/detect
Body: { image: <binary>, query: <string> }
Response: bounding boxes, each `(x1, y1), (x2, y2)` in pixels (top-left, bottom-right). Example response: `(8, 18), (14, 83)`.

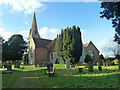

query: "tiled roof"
(33, 38), (52, 48)
(48, 38), (56, 52)
(84, 41), (99, 52)
(84, 43), (89, 47)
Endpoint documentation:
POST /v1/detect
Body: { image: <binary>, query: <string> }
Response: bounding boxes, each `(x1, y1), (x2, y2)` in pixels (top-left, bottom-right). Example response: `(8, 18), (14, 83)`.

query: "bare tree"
(102, 40), (120, 57)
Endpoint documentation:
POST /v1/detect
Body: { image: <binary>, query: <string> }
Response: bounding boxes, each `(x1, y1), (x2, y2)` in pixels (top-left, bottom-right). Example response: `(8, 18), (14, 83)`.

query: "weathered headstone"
(88, 62), (93, 72)
(14, 60), (20, 68)
(103, 62), (106, 66)
(66, 60), (70, 68)
(97, 62), (102, 71)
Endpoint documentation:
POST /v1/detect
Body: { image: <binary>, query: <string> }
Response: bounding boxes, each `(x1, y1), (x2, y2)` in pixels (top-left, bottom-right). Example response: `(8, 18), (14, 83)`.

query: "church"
(26, 12), (62, 65)
(26, 12), (100, 66)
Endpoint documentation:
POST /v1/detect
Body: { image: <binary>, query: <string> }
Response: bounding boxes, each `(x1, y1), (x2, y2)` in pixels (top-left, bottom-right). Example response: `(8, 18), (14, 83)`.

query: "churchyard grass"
(1, 64), (120, 88)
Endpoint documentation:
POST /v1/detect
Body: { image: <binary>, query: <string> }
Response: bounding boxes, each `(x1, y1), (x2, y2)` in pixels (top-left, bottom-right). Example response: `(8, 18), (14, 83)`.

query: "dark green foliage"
(84, 55), (92, 63)
(100, 2), (120, 44)
(115, 54), (120, 59)
(2, 34), (27, 61)
(56, 26), (82, 64)
(99, 54), (104, 60)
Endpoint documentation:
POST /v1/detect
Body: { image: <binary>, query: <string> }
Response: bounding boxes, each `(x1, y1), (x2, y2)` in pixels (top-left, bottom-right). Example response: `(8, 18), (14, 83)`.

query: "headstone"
(103, 62), (106, 66)
(66, 60), (70, 68)
(88, 62), (93, 72)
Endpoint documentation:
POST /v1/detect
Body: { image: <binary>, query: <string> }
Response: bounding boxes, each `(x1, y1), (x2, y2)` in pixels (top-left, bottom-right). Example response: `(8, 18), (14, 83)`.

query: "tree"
(56, 26), (82, 65)
(99, 54), (104, 60)
(102, 40), (120, 57)
(84, 55), (92, 63)
(100, 2), (120, 44)
(2, 34), (27, 61)
(115, 54), (120, 70)
(100, 2), (120, 70)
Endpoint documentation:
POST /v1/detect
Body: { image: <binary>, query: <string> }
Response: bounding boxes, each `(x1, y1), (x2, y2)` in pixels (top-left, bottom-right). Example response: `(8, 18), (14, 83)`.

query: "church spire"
(30, 12), (40, 38)
(31, 12), (37, 31)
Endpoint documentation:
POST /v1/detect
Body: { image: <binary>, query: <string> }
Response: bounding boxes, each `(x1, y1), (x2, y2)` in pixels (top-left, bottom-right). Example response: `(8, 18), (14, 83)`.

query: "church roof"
(33, 38), (52, 48)
(48, 38), (56, 52)
(84, 43), (89, 47)
(84, 41), (99, 52)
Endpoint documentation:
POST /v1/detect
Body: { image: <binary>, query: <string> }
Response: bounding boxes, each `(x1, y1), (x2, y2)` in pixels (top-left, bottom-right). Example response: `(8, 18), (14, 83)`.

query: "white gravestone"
(66, 60), (70, 68)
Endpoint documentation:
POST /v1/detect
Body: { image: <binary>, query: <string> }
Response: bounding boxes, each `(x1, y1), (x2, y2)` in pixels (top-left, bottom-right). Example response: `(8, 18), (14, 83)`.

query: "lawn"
(1, 64), (120, 88)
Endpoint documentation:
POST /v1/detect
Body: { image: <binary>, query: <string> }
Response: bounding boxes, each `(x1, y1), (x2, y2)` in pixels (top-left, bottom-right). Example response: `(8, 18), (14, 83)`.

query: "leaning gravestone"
(66, 60), (70, 68)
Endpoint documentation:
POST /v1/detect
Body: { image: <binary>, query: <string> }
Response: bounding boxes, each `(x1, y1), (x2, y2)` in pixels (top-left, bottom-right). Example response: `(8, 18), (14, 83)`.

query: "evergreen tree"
(56, 25), (82, 64)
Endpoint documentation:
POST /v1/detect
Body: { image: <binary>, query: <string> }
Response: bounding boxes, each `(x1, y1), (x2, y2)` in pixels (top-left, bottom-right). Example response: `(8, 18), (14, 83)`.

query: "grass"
(1, 64), (120, 88)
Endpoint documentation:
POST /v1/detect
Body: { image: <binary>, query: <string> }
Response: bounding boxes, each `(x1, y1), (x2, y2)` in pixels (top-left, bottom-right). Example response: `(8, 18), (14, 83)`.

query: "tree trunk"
(118, 59), (120, 71)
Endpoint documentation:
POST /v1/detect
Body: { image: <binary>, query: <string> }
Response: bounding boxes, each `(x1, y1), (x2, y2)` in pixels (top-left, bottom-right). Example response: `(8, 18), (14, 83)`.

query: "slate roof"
(33, 38), (52, 48)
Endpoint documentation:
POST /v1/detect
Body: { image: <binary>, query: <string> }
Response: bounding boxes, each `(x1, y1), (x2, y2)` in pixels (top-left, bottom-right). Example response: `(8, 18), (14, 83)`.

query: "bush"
(84, 55), (92, 63)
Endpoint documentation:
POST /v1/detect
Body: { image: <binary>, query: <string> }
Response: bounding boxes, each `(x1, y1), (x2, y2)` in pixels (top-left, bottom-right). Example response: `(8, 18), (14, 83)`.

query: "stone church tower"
(27, 12), (52, 65)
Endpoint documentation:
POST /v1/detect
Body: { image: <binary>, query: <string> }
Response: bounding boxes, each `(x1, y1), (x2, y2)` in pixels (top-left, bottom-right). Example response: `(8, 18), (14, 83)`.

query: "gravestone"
(66, 60), (70, 68)
(88, 62), (93, 72)
(103, 62), (106, 66)
(97, 62), (102, 71)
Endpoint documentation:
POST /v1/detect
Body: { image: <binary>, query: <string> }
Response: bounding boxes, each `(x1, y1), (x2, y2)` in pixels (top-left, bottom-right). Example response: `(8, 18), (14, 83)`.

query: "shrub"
(84, 55), (92, 63)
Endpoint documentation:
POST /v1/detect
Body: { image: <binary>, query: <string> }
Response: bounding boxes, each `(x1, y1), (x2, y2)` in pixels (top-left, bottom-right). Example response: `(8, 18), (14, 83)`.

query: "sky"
(0, 0), (116, 57)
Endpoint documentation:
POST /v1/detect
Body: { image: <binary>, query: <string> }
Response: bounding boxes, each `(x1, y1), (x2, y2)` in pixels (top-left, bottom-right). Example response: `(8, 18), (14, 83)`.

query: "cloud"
(0, 27), (59, 41)
(0, 28), (14, 40)
(0, 0), (46, 14)
(24, 21), (29, 25)
(39, 27), (60, 40)
(42, 0), (99, 2)
(0, 27), (29, 41)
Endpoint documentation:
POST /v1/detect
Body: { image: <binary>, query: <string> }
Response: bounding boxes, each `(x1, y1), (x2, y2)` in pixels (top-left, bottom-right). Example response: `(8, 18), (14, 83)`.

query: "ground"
(1, 64), (120, 88)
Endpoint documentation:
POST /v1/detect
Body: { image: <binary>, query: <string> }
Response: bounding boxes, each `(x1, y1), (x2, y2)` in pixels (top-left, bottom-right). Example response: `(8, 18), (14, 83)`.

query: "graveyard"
(1, 64), (120, 88)
(0, 2), (120, 89)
